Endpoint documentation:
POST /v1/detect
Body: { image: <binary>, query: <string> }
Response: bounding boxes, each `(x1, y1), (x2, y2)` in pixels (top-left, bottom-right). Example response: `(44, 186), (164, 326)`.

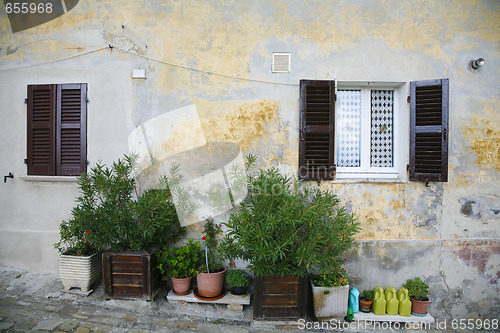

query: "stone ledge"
(166, 290), (251, 309)
(353, 311), (435, 323)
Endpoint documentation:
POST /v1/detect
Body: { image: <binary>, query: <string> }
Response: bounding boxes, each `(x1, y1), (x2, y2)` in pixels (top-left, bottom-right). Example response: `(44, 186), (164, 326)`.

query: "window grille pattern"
(370, 90), (394, 167)
(337, 90), (361, 167)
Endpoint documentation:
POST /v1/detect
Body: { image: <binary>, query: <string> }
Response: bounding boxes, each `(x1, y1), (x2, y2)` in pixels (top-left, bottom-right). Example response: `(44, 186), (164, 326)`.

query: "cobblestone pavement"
(0, 267), (451, 333)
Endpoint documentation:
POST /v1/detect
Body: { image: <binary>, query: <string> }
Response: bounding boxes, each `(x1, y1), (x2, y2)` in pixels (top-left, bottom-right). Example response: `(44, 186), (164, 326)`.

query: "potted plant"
(73, 154), (184, 300)
(196, 218), (226, 298)
(156, 239), (201, 295)
(359, 289), (374, 313)
(219, 155), (361, 319)
(310, 264), (350, 319)
(403, 277), (430, 316)
(226, 269), (251, 296)
(54, 217), (101, 292)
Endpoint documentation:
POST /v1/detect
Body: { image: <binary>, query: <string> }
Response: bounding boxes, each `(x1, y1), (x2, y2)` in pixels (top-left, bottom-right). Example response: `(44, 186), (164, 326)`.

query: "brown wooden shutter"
(409, 79), (449, 182)
(56, 83), (87, 176)
(299, 80), (335, 180)
(27, 84), (56, 175)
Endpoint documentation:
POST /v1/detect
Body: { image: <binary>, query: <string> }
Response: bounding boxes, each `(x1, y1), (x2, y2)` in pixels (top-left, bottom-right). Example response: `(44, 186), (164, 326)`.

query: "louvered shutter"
(299, 80), (335, 180)
(27, 84), (56, 175)
(409, 79), (449, 182)
(56, 83), (87, 176)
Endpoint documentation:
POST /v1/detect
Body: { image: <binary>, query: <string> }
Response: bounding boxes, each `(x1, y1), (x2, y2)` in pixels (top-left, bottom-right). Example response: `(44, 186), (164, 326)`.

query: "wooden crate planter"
(102, 248), (160, 300)
(253, 275), (309, 319)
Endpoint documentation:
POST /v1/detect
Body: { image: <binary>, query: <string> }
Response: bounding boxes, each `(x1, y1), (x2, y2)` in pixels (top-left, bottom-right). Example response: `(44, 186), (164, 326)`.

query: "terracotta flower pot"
(171, 276), (192, 294)
(410, 297), (430, 316)
(359, 297), (373, 313)
(196, 267), (226, 298)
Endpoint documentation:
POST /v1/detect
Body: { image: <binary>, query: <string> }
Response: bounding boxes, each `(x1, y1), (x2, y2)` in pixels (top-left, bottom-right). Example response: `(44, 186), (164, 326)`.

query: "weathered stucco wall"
(0, 0), (498, 320)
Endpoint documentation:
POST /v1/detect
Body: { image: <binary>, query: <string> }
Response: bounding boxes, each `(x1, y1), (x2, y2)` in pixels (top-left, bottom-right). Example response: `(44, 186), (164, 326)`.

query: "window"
(27, 83), (87, 176)
(336, 86), (399, 179)
(299, 79), (448, 182)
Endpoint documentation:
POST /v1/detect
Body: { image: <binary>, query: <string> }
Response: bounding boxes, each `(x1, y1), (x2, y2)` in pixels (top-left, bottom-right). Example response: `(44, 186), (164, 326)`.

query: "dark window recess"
(409, 79), (449, 182)
(27, 83), (87, 176)
(298, 80), (336, 180)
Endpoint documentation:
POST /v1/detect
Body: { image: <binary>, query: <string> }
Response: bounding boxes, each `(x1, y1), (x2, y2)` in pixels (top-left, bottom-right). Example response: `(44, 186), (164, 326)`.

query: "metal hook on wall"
(4, 172), (14, 183)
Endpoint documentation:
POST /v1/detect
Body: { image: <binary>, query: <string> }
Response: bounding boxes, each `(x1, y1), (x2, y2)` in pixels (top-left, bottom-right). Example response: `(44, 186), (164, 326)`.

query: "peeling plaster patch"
(444, 241), (500, 289)
(459, 197), (500, 221)
(6, 46), (17, 55)
(459, 199), (481, 219)
(329, 183), (441, 240)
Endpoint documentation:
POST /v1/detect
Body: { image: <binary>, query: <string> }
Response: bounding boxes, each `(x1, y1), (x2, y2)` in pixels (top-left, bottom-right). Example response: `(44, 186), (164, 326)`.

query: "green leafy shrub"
(362, 289), (374, 301)
(156, 239), (201, 279)
(54, 154), (184, 254)
(219, 156), (361, 277)
(403, 277), (429, 301)
(225, 269), (251, 287)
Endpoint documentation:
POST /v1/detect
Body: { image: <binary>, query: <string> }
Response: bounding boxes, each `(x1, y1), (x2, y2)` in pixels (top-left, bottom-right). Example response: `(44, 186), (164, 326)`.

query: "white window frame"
(335, 82), (406, 180)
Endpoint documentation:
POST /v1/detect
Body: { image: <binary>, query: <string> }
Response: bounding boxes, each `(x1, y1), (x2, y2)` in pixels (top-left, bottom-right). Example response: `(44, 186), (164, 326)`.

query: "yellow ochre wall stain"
(462, 99), (500, 172)
(195, 99), (289, 161)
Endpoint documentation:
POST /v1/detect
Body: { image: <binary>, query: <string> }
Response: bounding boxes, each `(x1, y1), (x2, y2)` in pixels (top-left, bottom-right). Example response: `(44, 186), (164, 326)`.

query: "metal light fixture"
(469, 57), (485, 71)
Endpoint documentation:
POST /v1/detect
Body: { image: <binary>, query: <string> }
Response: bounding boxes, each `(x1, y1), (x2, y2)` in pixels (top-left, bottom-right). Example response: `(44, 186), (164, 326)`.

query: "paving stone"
(0, 321), (14, 330)
(53, 304), (80, 318)
(13, 314), (40, 330)
(32, 318), (64, 330)
(174, 320), (199, 330)
(56, 319), (81, 331)
(123, 313), (139, 322)
(74, 327), (91, 333)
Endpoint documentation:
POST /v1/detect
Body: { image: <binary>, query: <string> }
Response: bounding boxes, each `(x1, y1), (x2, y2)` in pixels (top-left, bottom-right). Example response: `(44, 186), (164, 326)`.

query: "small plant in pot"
(310, 263), (350, 319)
(226, 269), (251, 296)
(54, 217), (101, 292)
(196, 218), (226, 299)
(403, 277), (430, 316)
(156, 239), (201, 295)
(359, 289), (374, 313)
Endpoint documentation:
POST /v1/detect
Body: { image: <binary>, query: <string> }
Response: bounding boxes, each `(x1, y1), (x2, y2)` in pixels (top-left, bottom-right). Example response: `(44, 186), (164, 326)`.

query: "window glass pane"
(337, 90), (361, 167)
(370, 90), (394, 167)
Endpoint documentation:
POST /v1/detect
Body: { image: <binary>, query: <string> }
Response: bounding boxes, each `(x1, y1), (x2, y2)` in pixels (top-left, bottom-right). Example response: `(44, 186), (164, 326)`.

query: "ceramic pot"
(60, 251), (101, 292)
(196, 267), (226, 298)
(231, 286), (248, 296)
(171, 276), (192, 294)
(359, 297), (373, 313)
(410, 297), (430, 316)
(311, 281), (349, 319)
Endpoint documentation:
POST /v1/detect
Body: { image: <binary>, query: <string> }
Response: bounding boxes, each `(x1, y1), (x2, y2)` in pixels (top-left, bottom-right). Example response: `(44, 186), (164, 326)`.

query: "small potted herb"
(156, 239), (201, 295)
(226, 269), (251, 296)
(403, 277), (430, 316)
(359, 289), (374, 313)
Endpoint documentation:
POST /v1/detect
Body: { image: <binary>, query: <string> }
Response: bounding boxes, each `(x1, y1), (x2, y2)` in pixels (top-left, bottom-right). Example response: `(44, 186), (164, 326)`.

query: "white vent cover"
(272, 53), (290, 73)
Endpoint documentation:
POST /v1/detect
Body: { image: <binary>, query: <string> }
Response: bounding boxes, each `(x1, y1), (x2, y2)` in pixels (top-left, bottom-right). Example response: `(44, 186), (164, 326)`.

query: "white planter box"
(311, 282), (349, 319)
(60, 251), (101, 291)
